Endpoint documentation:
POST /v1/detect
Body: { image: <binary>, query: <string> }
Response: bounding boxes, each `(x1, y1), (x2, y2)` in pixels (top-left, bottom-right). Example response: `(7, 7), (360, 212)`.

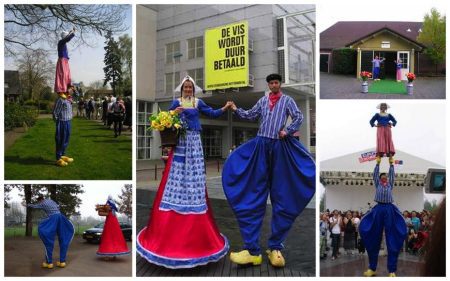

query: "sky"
(4, 5), (132, 87)
(8, 183), (128, 218)
(317, 0), (447, 33)
(318, 101), (446, 203)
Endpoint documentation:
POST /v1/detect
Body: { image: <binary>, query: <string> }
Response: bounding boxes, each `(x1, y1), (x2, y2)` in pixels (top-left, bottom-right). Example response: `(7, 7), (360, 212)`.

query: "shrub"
(332, 48), (357, 75)
(4, 102), (38, 131)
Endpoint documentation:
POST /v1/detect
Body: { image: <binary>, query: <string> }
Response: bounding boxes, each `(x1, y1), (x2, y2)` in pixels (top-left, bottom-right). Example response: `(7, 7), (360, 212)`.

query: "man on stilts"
(27, 195), (75, 269)
(359, 156), (407, 277)
(53, 27), (76, 167)
(222, 73), (315, 267)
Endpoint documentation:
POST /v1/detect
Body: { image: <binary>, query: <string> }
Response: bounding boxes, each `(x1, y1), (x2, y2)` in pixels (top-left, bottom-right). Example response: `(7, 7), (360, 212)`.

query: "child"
(394, 59), (402, 82)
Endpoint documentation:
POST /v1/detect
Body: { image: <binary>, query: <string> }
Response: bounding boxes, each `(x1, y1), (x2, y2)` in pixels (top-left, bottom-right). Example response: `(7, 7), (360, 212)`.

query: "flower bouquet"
(149, 110), (184, 147)
(95, 204), (111, 216)
(406, 73), (416, 83)
(360, 71), (372, 82)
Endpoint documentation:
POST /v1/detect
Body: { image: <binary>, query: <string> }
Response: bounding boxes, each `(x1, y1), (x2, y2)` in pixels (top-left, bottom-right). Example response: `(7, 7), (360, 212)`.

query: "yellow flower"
(174, 123), (182, 129)
(169, 110), (176, 116)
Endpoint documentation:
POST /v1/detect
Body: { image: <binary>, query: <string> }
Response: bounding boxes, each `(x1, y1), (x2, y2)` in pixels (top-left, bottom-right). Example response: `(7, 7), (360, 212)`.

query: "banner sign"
(358, 151), (377, 163)
(204, 21), (249, 90)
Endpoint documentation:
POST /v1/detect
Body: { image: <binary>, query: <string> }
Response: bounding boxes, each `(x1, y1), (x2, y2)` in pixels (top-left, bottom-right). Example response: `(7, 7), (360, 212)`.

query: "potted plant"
(148, 110), (184, 147)
(360, 71), (372, 93)
(406, 73), (416, 95)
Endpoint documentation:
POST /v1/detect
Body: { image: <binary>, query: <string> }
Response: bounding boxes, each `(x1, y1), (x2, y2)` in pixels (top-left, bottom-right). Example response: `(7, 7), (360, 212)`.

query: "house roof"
(320, 148), (444, 174)
(4, 70), (21, 96)
(320, 21), (423, 50)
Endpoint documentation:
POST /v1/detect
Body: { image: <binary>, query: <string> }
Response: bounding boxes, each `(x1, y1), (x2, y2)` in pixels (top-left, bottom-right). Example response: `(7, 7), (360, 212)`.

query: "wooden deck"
(136, 255), (313, 277)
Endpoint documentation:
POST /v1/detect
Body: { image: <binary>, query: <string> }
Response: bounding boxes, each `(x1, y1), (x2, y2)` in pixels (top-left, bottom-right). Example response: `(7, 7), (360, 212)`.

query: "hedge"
(332, 48), (357, 75)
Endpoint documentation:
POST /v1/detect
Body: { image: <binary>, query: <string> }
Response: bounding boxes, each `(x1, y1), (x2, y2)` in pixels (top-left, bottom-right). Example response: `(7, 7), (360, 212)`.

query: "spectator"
(320, 213), (329, 259)
(329, 210), (341, 260)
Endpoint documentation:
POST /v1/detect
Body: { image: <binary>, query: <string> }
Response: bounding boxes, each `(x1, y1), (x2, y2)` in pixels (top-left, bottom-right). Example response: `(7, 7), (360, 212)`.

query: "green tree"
(17, 49), (53, 103)
(103, 31), (122, 96)
(417, 8), (446, 74)
(118, 34), (132, 97)
(118, 184), (132, 220)
(10, 184), (84, 236)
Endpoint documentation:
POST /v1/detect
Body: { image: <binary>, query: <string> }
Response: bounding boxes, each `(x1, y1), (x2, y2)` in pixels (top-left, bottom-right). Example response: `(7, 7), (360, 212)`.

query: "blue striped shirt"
(373, 164), (395, 203)
(234, 94), (303, 139)
(53, 97), (73, 121)
(28, 199), (61, 216)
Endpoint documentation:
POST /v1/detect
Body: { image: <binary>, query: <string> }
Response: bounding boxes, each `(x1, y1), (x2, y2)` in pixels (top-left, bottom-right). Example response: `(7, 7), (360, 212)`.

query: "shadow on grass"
(5, 156), (54, 166)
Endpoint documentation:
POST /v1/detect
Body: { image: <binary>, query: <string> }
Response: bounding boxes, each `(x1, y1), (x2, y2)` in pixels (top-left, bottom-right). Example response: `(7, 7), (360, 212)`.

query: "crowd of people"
(74, 95), (132, 137)
(320, 208), (436, 260)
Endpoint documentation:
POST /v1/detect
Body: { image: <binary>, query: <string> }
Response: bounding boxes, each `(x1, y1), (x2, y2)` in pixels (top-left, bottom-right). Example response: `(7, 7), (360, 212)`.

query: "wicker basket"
(160, 129), (178, 147)
(95, 204), (111, 216)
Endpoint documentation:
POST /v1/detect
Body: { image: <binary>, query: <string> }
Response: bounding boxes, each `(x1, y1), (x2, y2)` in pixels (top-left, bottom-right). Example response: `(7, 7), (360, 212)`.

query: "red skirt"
(136, 150), (229, 268)
(54, 57), (72, 93)
(376, 126), (395, 156)
(97, 212), (130, 256)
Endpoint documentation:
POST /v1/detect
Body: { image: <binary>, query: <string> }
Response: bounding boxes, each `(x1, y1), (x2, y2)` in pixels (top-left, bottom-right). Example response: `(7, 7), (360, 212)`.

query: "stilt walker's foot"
(389, 156), (394, 164)
(56, 159), (68, 167)
(42, 262), (54, 269)
(266, 250), (286, 267)
(56, 261), (66, 268)
(61, 156), (74, 163)
(363, 269), (376, 277)
(388, 273), (396, 277)
(230, 250), (262, 265)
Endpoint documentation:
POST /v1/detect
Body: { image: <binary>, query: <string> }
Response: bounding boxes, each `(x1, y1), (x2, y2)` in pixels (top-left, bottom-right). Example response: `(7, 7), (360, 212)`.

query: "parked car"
(82, 222), (132, 243)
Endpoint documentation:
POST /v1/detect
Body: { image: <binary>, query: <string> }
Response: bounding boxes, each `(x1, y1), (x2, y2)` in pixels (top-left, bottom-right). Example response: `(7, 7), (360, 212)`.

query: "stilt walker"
(137, 76), (230, 268)
(53, 87), (74, 167)
(27, 196), (75, 269)
(370, 103), (397, 158)
(96, 196), (131, 258)
(54, 27), (76, 99)
(359, 158), (407, 277)
(223, 73), (315, 267)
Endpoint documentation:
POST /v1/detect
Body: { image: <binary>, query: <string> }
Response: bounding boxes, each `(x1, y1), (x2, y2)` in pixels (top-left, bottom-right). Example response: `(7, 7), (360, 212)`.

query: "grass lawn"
(5, 117), (132, 180)
(5, 225), (91, 238)
(368, 79), (407, 94)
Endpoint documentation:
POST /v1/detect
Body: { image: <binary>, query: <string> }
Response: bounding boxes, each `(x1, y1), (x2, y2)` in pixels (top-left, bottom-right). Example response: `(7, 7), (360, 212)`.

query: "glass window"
(399, 53), (408, 68)
(187, 37), (203, 60)
(165, 41), (181, 63)
(201, 127), (222, 159)
(165, 72), (180, 95)
(187, 68), (204, 89)
(136, 100), (154, 159)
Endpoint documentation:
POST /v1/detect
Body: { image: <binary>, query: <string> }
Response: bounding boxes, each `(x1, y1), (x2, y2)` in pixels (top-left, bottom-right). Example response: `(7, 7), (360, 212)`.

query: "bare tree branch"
(5, 4), (129, 57)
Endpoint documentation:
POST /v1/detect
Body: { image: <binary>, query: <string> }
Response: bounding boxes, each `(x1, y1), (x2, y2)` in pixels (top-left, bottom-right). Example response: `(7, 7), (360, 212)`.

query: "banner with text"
(204, 21), (249, 90)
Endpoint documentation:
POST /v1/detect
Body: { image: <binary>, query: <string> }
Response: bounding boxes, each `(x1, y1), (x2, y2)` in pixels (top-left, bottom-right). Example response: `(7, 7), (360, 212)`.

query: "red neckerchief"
(380, 178), (388, 188)
(269, 91), (282, 111)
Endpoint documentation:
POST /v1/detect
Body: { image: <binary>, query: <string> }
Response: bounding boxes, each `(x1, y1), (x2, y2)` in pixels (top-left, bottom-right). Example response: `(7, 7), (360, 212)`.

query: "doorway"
(374, 51), (396, 79)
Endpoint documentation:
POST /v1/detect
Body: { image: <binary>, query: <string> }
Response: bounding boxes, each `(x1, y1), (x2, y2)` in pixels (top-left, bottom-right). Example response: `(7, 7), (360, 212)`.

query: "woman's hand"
(174, 107), (184, 114)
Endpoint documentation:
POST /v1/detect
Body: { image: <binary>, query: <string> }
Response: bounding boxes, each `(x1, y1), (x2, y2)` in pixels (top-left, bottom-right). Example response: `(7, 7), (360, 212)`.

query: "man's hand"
(376, 156), (381, 165)
(230, 101), (237, 111)
(279, 130), (288, 139)
(389, 156), (394, 165)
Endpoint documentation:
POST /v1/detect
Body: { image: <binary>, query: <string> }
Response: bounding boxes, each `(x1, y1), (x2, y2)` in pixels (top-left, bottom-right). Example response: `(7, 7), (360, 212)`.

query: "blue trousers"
(38, 213), (75, 263)
(359, 203), (407, 273)
(222, 136), (315, 255)
(55, 120), (71, 160)
(373, 67), (380, 79)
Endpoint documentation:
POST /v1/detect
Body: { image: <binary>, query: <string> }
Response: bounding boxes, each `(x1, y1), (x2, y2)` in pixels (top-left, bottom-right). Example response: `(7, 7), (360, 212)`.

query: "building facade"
(137, 5), (316, 160)
(320, 21), (445, 79)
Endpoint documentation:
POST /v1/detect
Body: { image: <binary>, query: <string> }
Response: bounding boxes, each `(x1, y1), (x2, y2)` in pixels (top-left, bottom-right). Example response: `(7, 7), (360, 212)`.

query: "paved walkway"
(320, 250), (423, 277)
(320, 73), (446, 99)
